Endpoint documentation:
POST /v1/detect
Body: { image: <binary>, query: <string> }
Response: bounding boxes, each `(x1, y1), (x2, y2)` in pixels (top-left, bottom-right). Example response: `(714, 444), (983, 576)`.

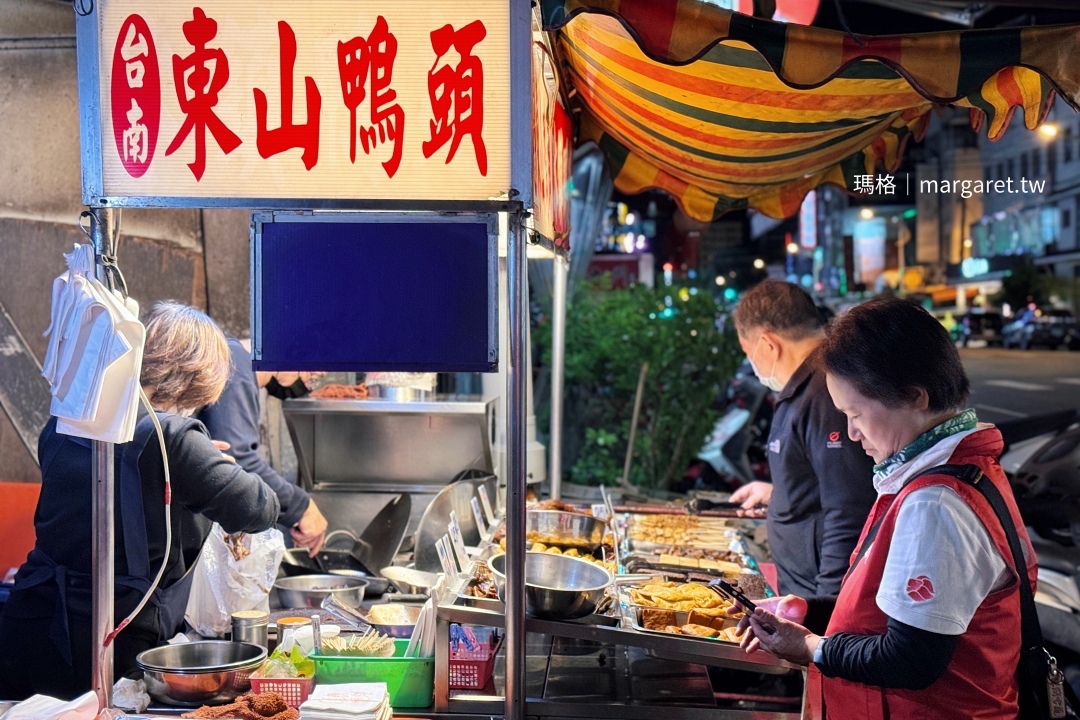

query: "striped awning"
(541, 0), (1080, 221)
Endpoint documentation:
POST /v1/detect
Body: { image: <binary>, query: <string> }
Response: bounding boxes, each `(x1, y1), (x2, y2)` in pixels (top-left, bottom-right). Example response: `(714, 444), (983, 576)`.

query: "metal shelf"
(435, 592), (799, 720)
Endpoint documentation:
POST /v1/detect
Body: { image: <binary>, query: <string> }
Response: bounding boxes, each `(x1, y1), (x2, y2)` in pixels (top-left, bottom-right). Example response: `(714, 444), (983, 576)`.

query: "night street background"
(962, 347), (1080, 424)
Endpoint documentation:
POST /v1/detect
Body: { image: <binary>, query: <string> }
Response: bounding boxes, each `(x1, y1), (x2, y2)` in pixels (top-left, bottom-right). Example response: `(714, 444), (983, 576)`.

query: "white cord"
(98, 388), (173, 696)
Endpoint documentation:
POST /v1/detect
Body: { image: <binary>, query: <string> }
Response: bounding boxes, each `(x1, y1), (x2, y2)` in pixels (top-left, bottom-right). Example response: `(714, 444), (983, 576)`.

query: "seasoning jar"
(231, 609), (269, 648)
(275, 616), (313, 654)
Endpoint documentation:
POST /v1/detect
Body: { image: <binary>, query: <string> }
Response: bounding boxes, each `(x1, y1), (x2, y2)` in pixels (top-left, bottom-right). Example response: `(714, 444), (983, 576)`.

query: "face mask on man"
(749, 336), (785, 393)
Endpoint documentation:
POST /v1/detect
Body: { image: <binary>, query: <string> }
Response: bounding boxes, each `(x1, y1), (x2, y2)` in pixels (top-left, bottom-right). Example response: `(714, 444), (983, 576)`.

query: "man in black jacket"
(197, 338), (327, 556)
(731, 281), (876, 601)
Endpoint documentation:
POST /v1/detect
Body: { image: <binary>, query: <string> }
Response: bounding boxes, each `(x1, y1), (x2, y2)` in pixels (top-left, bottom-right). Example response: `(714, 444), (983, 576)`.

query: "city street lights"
(753, 258), (765, 270)
(859, 207), (875, 220)
(786, 241), (799, 276)
(715, 275), (726, 286)
(1038, 123), (1059, 139)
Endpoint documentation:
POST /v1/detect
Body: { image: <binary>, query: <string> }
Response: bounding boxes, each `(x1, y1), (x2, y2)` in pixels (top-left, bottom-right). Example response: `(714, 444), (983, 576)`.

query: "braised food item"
(535, 498), (593, 515)
(661, 545), (744, 563)
(629, 581), (732, 611)
(465, 565), (500, 599)
(680, 623), (720, 638)
(310, 383), (368, 399)
(182, 692), (298, 720)
(642, 608), (677, 630)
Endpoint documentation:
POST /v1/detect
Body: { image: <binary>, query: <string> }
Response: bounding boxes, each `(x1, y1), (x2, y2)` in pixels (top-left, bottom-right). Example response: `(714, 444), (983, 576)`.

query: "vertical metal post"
(549, 253), (568, 500)
(90, 207), (117, 709)
(504, 211), (527, 720)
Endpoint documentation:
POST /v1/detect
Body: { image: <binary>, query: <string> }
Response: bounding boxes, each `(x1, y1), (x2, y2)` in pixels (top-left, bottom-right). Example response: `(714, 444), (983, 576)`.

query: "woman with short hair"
(0, 302), (280, 700)
(736, 297), (1036, 720)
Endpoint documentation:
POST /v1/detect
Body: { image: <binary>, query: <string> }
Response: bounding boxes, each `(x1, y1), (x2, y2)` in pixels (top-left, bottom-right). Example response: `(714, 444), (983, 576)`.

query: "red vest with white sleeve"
(805, 428), (1036, 720)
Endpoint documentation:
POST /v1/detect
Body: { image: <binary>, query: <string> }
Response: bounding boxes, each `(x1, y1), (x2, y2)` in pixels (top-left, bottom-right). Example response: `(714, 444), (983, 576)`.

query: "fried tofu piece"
(642, 608), (678, 630)
(679, 624), (720, 638)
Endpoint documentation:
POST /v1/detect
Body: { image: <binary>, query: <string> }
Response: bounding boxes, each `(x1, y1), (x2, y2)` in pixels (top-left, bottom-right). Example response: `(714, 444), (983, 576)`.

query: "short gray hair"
(141, 302), (230, 411)
(733, 280), (825, 341)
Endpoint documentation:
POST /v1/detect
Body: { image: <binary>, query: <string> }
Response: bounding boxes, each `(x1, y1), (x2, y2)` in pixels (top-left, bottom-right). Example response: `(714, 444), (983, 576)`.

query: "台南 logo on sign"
(111, 14), (161, 178)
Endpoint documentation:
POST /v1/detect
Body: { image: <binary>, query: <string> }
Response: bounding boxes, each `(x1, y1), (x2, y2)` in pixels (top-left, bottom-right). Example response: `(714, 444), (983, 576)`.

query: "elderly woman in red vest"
(736, 297), (1036, 720)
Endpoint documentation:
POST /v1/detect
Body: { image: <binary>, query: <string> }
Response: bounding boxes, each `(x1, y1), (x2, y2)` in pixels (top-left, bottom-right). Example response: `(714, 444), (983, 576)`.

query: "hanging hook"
(78, 210), (95, 244)
(832, 0), (867, 47)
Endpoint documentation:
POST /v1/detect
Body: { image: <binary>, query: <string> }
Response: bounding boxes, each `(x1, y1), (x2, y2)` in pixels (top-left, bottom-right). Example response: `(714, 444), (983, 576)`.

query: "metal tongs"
(707, 577), (758, 612)
(321, 593), (372, 632)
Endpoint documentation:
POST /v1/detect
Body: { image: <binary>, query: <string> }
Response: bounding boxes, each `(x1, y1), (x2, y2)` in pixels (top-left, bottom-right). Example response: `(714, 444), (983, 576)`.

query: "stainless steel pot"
(526, 510), (606, 552)
(488, 552), (613, 620)
(135, 641), (266, 707)
(274, 574), (368, 609)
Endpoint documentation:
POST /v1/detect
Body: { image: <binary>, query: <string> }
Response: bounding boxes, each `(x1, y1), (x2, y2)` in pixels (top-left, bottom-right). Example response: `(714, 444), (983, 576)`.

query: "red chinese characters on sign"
(111, 15), (160, 178)
(422, 21), (487, 176)
(255, 21), (321, 171)
(164, 8), (242, 180)
(337, 17), (404, 178)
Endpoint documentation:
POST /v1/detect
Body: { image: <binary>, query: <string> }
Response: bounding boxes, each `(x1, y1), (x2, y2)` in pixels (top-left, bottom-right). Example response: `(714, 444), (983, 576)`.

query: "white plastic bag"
(184, 525), (285, 637)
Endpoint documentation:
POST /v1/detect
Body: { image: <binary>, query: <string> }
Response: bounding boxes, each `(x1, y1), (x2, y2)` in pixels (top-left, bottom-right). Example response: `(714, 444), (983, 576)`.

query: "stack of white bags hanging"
(41, 243), (145, 443)
(299, 683), (393, 720)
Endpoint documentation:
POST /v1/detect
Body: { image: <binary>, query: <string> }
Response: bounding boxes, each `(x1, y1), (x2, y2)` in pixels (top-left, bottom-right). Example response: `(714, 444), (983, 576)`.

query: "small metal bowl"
(136, 641), (266, 707)
(381, 566), (439, 595)
(274, 574), (368, 609)
(526, 510), (606, 552)
(362, 603), (423, 638)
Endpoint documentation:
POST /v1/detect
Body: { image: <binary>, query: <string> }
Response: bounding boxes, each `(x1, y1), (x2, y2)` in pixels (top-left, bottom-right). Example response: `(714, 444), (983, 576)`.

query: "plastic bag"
(184, 525), (285, 637)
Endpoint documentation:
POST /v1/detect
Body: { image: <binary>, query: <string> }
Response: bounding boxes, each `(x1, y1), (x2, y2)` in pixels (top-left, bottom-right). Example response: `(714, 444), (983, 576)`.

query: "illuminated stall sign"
(531, 40), (571, 251)
(84, 1), (512, 206)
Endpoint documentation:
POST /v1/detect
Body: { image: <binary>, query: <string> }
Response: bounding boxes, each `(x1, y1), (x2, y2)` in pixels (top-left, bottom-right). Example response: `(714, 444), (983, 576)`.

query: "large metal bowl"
(274, 574), (368, 609)
(488, 552), (613, 619)
(136, 641), (266, 707)
(526, 510), (605, 552)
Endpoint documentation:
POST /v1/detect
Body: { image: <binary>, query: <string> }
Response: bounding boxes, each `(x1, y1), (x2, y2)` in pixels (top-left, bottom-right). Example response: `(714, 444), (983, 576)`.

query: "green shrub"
(538, 275), (742, 491)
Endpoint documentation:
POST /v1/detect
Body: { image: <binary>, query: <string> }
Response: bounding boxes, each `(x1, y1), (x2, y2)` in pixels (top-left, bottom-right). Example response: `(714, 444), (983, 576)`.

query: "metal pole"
(549, 253), (568, 500)
(504, 210), (527, 720)
(90, 206), (117, 709)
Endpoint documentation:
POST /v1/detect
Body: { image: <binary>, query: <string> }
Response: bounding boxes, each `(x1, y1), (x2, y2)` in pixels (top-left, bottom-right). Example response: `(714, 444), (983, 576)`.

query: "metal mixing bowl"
(328, 568), (391, 596)
(274, 574), (368, 609)
(488, 552), (613, 619)
(136, 641), (266, 707)
(526, 510), (606, 552)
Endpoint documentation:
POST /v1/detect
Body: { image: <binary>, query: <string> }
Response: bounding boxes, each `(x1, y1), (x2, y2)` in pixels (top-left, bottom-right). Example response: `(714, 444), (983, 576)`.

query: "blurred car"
(1001, 309), (1076, 350)
(957, 310), (1005, 347)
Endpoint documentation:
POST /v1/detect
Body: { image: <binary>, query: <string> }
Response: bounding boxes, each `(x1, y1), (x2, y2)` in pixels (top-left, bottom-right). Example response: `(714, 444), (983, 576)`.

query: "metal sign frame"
(74, 1), (533, 212)
(249, 210), (500, 372)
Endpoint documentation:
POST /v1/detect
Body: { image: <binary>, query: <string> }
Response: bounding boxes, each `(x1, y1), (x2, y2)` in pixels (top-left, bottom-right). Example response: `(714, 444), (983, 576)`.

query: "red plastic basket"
(249, 674), (316, 708)
(448, 636), (504, 690)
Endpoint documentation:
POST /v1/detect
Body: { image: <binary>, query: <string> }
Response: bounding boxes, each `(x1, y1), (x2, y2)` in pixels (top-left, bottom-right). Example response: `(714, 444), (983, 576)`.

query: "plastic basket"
(313, 638), (435, 708)
(249, 674), (315, 708)
(448, 635), (503, 690)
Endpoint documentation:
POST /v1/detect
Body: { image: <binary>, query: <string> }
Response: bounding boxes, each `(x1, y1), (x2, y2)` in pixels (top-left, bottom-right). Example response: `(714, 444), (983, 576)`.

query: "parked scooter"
(684, 360), (774, 493)
(999, 410), (1080, 690)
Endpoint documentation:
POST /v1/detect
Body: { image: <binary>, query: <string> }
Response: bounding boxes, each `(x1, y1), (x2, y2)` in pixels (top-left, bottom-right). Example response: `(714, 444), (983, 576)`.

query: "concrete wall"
(0, 0), (250, 482)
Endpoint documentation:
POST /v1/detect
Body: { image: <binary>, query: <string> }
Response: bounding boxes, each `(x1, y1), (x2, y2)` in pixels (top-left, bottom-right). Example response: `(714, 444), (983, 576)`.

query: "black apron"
(17, 413), (198, 667)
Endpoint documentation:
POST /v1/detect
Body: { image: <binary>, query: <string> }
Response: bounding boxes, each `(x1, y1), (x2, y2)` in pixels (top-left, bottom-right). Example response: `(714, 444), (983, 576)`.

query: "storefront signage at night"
(81, 1), (513, 206)
(531, 41), (572, 251)
(961, 257), (990, 279)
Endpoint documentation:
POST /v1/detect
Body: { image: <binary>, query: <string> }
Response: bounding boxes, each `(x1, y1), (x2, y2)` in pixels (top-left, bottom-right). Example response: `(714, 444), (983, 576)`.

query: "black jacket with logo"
(766, 348), (877, 598)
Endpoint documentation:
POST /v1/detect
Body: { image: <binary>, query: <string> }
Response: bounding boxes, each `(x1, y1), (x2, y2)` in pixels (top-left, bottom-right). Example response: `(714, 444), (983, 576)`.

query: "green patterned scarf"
(873, 409), (979, 484)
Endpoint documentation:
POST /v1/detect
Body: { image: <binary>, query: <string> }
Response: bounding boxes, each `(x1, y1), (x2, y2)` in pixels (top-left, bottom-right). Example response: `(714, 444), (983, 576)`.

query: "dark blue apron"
(19, 413), (199, 666)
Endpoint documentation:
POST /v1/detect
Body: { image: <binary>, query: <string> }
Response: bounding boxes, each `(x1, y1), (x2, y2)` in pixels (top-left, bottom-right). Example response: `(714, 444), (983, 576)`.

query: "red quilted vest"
(805, 428), (1036, 720)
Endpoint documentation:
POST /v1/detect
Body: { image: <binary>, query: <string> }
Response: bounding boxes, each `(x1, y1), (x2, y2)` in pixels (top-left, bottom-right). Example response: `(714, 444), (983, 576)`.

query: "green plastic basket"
(313, 639), (435, 709)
